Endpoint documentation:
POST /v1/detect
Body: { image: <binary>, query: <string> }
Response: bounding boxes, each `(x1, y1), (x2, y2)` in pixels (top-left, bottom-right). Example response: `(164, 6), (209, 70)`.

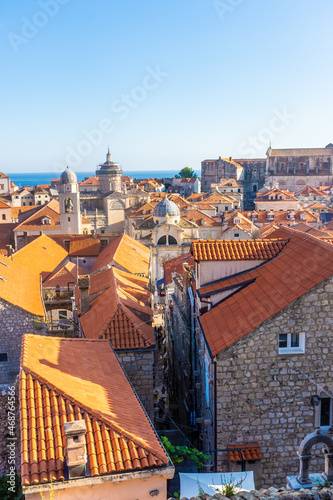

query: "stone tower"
(59, 166), (81, 234)
(97, 148), (123, 193)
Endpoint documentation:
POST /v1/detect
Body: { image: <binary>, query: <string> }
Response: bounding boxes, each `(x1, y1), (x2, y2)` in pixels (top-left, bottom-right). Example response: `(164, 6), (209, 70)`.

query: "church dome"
(153, 197), (180, 218)
(60, 166), (77, 185)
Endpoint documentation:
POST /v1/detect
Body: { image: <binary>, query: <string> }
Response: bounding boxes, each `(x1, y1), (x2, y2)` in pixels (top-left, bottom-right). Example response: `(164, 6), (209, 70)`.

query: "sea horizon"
(8, 170), (201, 188)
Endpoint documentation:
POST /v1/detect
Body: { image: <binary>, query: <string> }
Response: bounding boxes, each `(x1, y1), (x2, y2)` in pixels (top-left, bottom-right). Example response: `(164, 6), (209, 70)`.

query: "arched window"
(64, 198), (73, 213)
(168, 235), (177, 245)
(157, 236), (167, 245)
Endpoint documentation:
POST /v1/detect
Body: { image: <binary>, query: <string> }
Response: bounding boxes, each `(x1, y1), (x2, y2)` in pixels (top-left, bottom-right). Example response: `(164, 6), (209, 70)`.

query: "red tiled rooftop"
(80, 267), (154, 350)
(199, 228), (333, 356)
(163, 252), (195, 285)
(92, 234), (150, 276)
(191, 239), (288, 262)
(20, 335), (169, 486)
(228, 443), (263, 462)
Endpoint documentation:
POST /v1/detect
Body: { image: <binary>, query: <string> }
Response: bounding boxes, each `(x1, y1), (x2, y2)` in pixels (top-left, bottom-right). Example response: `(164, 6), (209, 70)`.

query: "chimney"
(78, 275), (90, 315)
(6, 245), (12, 257)
(229, 157), (232, 161)
(64, 420), (87, 479)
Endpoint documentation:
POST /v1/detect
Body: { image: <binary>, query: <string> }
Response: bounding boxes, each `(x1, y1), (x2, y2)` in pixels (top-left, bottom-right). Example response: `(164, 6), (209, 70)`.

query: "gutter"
(23, 465), (175, 495)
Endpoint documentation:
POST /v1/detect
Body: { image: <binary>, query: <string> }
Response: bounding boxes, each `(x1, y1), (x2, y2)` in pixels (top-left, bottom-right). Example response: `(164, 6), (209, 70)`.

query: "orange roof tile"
(0, 256), (45, 316)
(43, 261), (84, 288)
(15, 200), (60, 230)
(68, 236), (101, 256)
(80, 267), (154, 350)
(240, 210), (317, 224)
(199, 228), (333, 356)
(92, 234), (150, 276)
(20, 335), (169, 486)
(185, 209), (221, 227)
(0, 200), (10, 209)
(163, 252), (195, 285)
(228, 443), (263, 462)
(12, 234), (68, 274)
(191, 239), (287, 262)
(79, 175), (99, 186)
(255, 188), (297, 202)
(11, 206), (38, 219)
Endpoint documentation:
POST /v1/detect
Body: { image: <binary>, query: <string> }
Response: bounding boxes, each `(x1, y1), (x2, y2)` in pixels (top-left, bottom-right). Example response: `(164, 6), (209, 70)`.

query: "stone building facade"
(213, 276), (333, 487)
(201, 157), (266, 208)
(117, 350), (155, 421)
(0, 299), (38, 384)
(266, 146), (333, 191)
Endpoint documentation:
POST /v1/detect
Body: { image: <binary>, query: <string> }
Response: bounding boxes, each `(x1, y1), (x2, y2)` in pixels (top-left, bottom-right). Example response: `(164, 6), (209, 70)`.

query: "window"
(59, 310), (68, 319)
(0, 184), (4, 190)
(234, 233), (240, 237)
(68, 217), (71, 222)
(0, 353), (8, 362)
(2, 214), (6, 220)
(278, 332), (305, 354)
(320, 398), (332, 428)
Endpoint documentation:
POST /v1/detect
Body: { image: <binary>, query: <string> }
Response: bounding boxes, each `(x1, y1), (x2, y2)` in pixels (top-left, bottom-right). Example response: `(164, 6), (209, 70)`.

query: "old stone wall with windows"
(0, 299), (37, 385)
(214, 275), (333, 488)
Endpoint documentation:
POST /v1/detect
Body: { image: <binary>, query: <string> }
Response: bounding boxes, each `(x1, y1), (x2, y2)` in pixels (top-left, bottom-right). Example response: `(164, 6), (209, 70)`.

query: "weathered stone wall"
(117, 350), (155, 421)
(169, 485), (333, 499)
(0, 299), (37, 384)
(214, 276), (333, 487)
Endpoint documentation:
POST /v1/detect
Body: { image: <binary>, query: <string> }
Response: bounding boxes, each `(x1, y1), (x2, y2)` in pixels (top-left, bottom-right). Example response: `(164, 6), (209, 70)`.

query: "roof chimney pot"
(64, 419), (87, 479)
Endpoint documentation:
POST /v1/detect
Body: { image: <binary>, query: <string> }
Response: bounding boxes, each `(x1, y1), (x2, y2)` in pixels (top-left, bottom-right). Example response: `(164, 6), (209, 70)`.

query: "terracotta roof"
(15, 200), (60, 230)
(163, 252), (195, 285)
(185, 209), (221, 227)
(43, 261), (85, 288)
(92, 234), (150, 276)
(186, 193), (209, 202)
(268, 147), (333, 156)
(305, 202), (330, 210)
(240, 210), (317, 224)
(0, 200), (10, 209)
(228, 444), (263, 462)
(79, 175), (99, 186)
(0, 256), (44, 316)
(20, 335), (169, 486)
(11, 206), (38, 219)
(191, 239), (287, 262)
(199, 228), (333, 356)
(0, 171), (9, 178)
(12, 234), (68, 274)
(68, 236), (101, 256)
(255, 188), (297, 202)
(295, 185), (328, 198)
(80, 267), (154, 349)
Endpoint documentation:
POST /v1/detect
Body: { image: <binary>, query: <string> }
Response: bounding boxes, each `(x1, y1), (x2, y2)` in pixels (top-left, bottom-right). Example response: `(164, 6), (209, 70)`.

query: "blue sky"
(1, 0), (332, 173)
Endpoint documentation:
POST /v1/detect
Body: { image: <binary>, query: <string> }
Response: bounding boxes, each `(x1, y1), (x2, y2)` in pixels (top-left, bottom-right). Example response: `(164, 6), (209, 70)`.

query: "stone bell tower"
(96, 148), (123, 193)
(59, 166), (81, 234)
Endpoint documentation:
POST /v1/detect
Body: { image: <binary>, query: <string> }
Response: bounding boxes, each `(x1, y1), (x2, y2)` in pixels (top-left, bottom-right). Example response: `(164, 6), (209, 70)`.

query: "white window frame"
(278, 332), (305, 354)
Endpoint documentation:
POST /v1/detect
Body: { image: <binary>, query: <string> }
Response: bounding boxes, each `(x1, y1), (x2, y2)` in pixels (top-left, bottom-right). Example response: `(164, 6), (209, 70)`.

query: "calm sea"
(9, 171), (200, 188)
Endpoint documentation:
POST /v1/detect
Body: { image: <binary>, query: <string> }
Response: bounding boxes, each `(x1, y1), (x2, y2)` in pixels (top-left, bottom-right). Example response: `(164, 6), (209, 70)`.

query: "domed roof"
(60, 166), (77, 185)
(154, 197), (180, 218)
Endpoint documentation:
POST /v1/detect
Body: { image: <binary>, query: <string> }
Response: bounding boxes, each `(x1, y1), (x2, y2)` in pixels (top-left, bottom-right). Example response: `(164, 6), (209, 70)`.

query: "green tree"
(175, 167), (198, 178)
